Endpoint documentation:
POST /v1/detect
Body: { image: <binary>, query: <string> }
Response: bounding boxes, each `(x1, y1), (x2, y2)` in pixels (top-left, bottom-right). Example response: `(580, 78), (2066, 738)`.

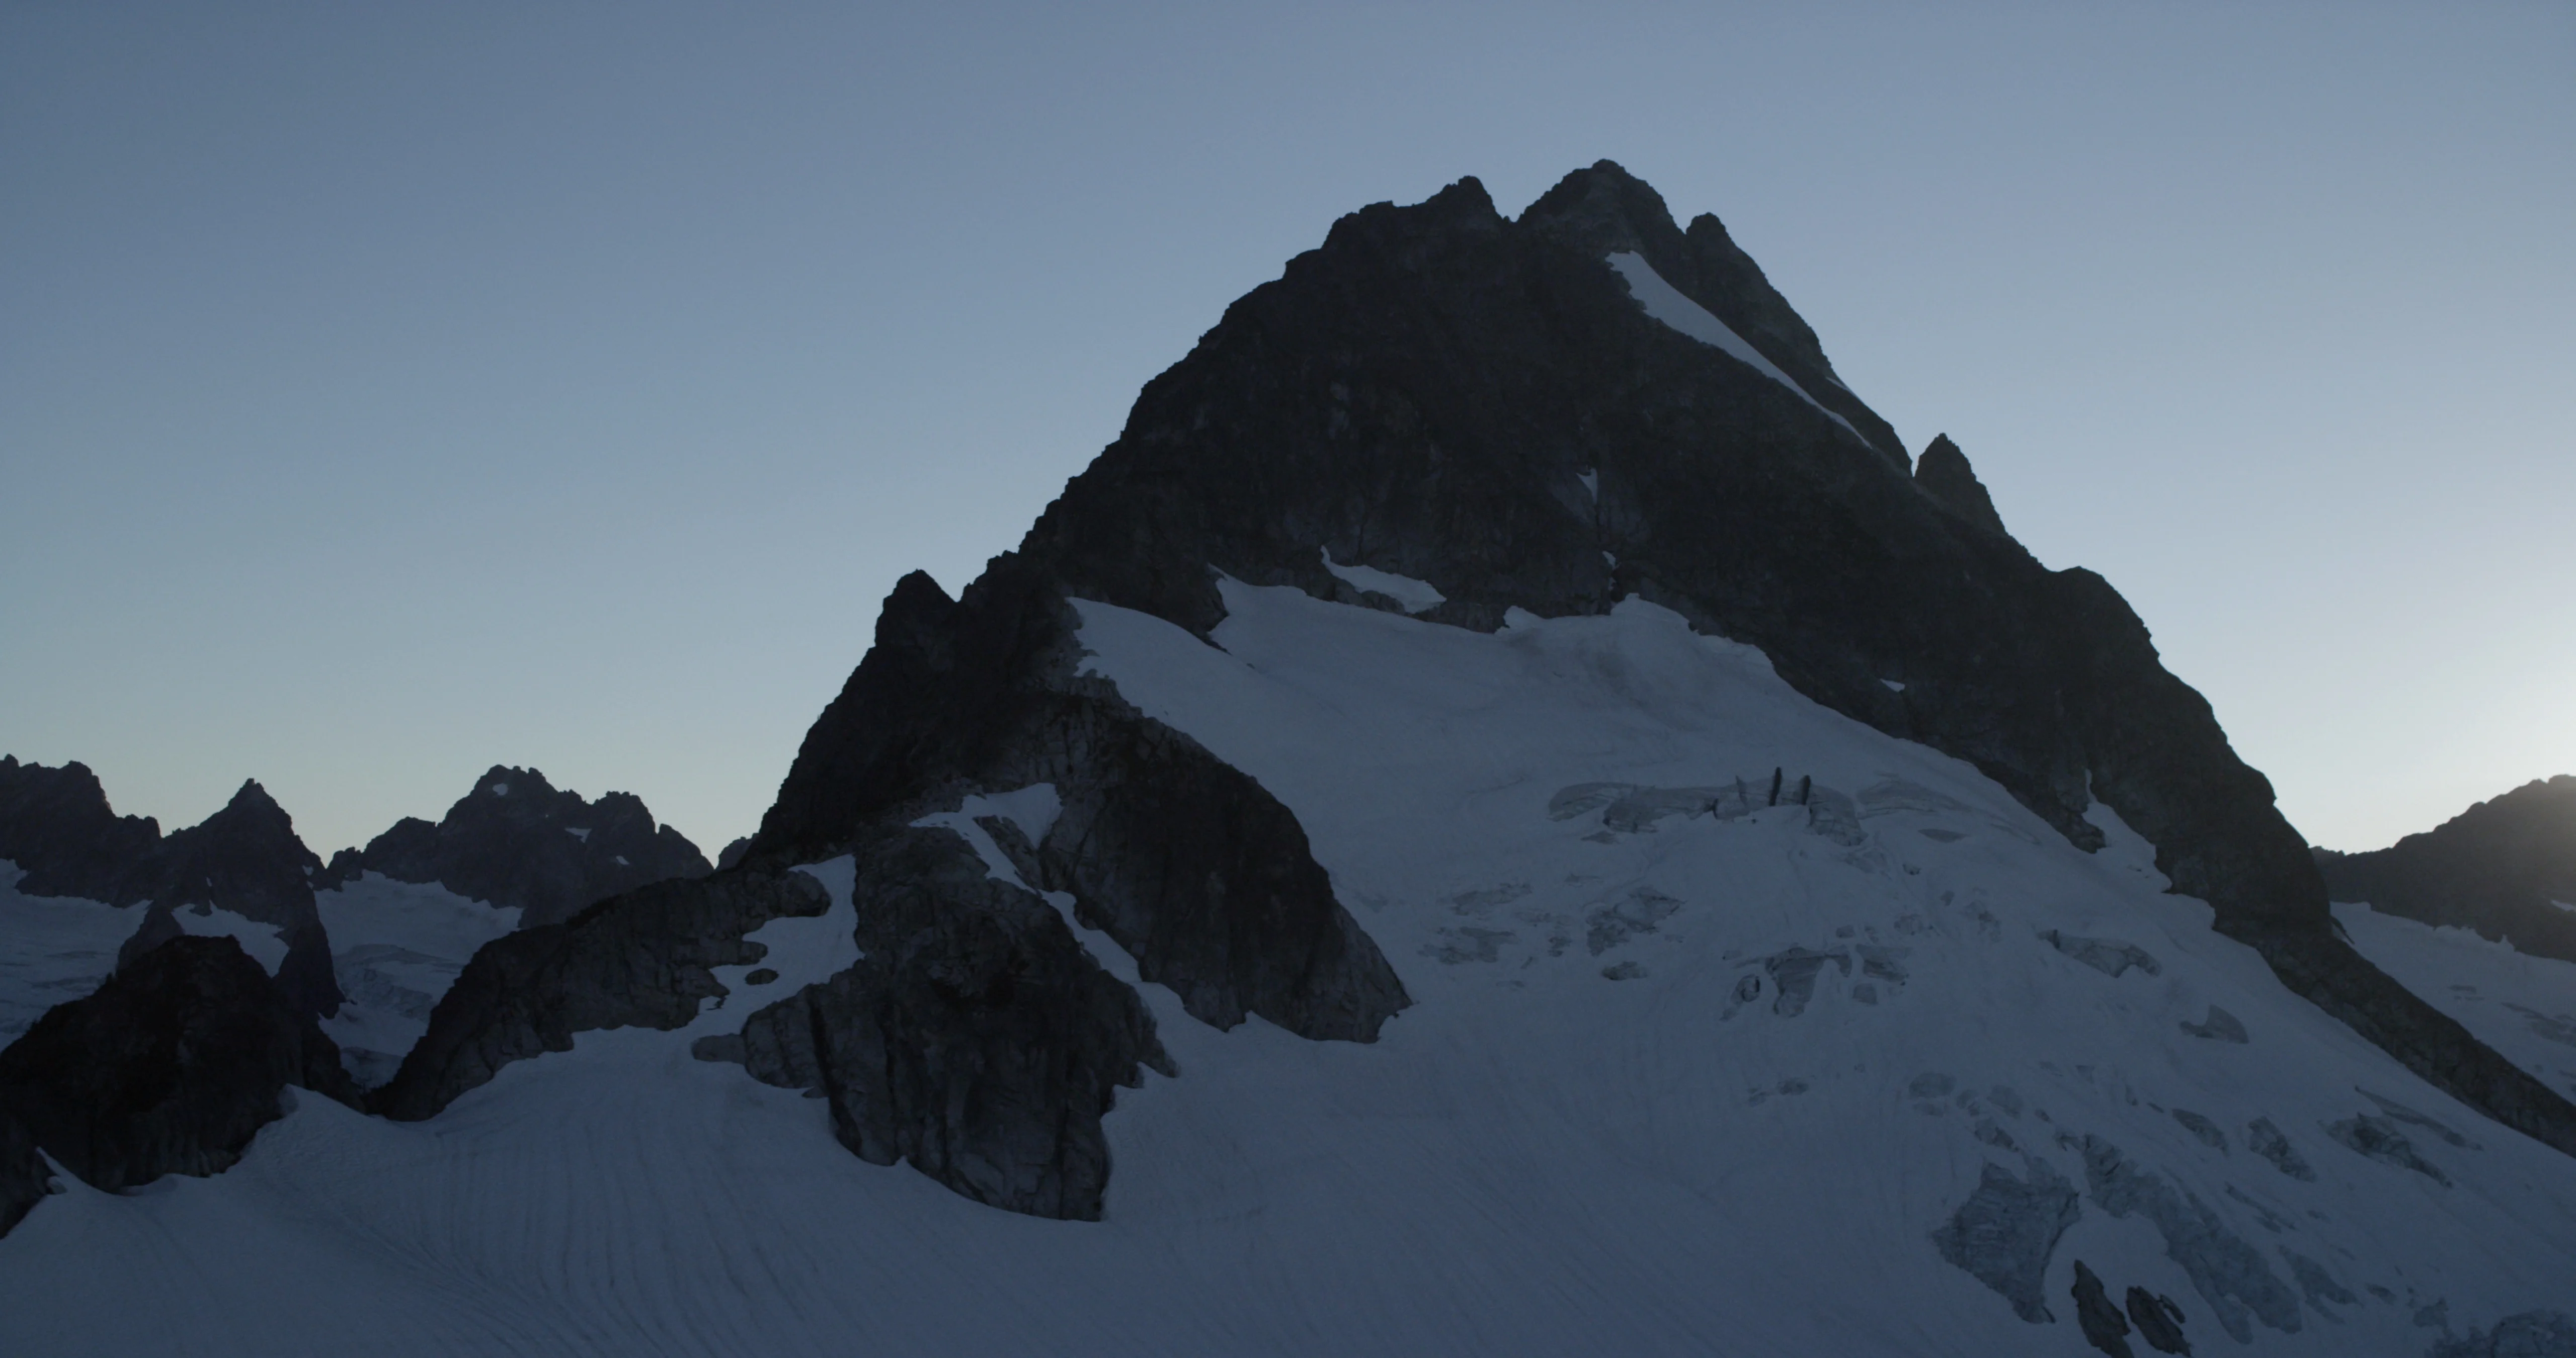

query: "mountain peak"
(1913, 434), (2010, 536)
(326, 762), (709, 926)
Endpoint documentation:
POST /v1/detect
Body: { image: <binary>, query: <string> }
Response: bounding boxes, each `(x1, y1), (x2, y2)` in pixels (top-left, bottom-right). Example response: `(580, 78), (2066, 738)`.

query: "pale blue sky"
(5, 2), (2569, 858)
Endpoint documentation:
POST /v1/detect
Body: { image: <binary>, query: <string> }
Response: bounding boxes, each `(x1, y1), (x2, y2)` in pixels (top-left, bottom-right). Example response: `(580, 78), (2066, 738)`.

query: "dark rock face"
(2071, 1259), (2137, 1356)
(753, 560), (1408, 1044)
(2127, 1287), (2193, 1354)
(321, 765), (712, 928)
(0, 936), (357, 1237)
(2316, 776), (2576, 964)
(369, 870), (829, 1122)
(0, 1105), (45, 1239)
(725, 826), (1169, 1220)
(121, 780), (342, 1020)
(1026, 688), (1406, 1041)
(0, 755), (162, 903)
(1914, 434), (2009, 537)
(2254, 928), (2575, 1156)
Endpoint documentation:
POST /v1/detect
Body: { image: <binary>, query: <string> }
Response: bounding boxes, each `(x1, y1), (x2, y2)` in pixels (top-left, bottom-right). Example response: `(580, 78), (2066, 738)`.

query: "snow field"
(5, 582), (2573, 1354)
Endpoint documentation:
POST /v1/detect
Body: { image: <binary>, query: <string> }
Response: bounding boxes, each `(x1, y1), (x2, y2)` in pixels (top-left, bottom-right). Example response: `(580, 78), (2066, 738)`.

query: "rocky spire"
(123, 780), (342, 1020)
(1914, 434), (2010, 536)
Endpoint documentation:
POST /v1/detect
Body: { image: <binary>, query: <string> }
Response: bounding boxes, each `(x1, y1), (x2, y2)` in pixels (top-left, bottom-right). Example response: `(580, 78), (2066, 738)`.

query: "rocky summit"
(3, 164), (2573, 1357)
(318, 764), (712, 928)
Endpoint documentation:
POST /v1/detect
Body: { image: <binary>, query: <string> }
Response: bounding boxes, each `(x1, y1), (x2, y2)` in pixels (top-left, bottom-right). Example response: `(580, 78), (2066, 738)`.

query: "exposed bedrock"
(1023, 703), (1408, 1040)
(2071, 1260), (2137, 1357)
(0, 755), (163, 903)
(0, 936), (359, 1238)
(721, 826), (1169, 1221)
(751, 557), (1408, 1044)
(368, 870), (830, 1122)
(2246, 926), (2576, 1157)
(0, 1104), (46, 1239)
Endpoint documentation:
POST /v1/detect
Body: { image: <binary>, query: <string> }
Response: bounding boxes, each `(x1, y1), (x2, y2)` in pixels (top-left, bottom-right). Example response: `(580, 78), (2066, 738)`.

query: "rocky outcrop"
(120, 780), (342, 1019)
(369, 869), (829, 1122)
(723, 826), (1169, 1220)
(320, 765), (711, 928)
(1914, 434), (2010, 536)
(0, 935), (357, 1237)
(2316, 776), (2576, 964)
(0, 1105), (46, 1239)
(0, 755), (162, 903)
(752, 559), (1408, 1044)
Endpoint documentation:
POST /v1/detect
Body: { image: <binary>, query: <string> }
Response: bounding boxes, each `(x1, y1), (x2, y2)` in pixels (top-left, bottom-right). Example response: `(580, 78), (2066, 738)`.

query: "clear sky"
(4, 2), (2569, 860)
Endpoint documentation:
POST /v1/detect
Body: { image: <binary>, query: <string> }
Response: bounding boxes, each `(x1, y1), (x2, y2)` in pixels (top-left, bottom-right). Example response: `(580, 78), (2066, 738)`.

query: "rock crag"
(0, 935), (357, 1238)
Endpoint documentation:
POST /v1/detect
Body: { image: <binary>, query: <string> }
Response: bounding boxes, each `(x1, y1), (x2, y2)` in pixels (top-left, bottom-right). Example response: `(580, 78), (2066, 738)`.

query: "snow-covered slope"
(313, 873), (522, 1086)
(2340, 901), (2576, 1105)
(0, 865), (131, 1042)
(4, 584), (2569, 1356)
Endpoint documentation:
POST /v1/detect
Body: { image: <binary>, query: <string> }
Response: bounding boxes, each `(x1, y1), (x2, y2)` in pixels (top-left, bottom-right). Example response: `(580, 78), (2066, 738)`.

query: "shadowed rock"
(0, 935), (358, 1237)
(0, 756), (162, 903)
(2127, 1287), (2192, 1354)
(723, 826), (1168, 1221)
(2316, 775), (2576, 965)
(751, 559), (1407, 1045)
(0, 1105), (44, 1239)
(369, 870), (829, 1122)
(2072, 1259), (2136, 1356)
(1915, 435), (2010, 536)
